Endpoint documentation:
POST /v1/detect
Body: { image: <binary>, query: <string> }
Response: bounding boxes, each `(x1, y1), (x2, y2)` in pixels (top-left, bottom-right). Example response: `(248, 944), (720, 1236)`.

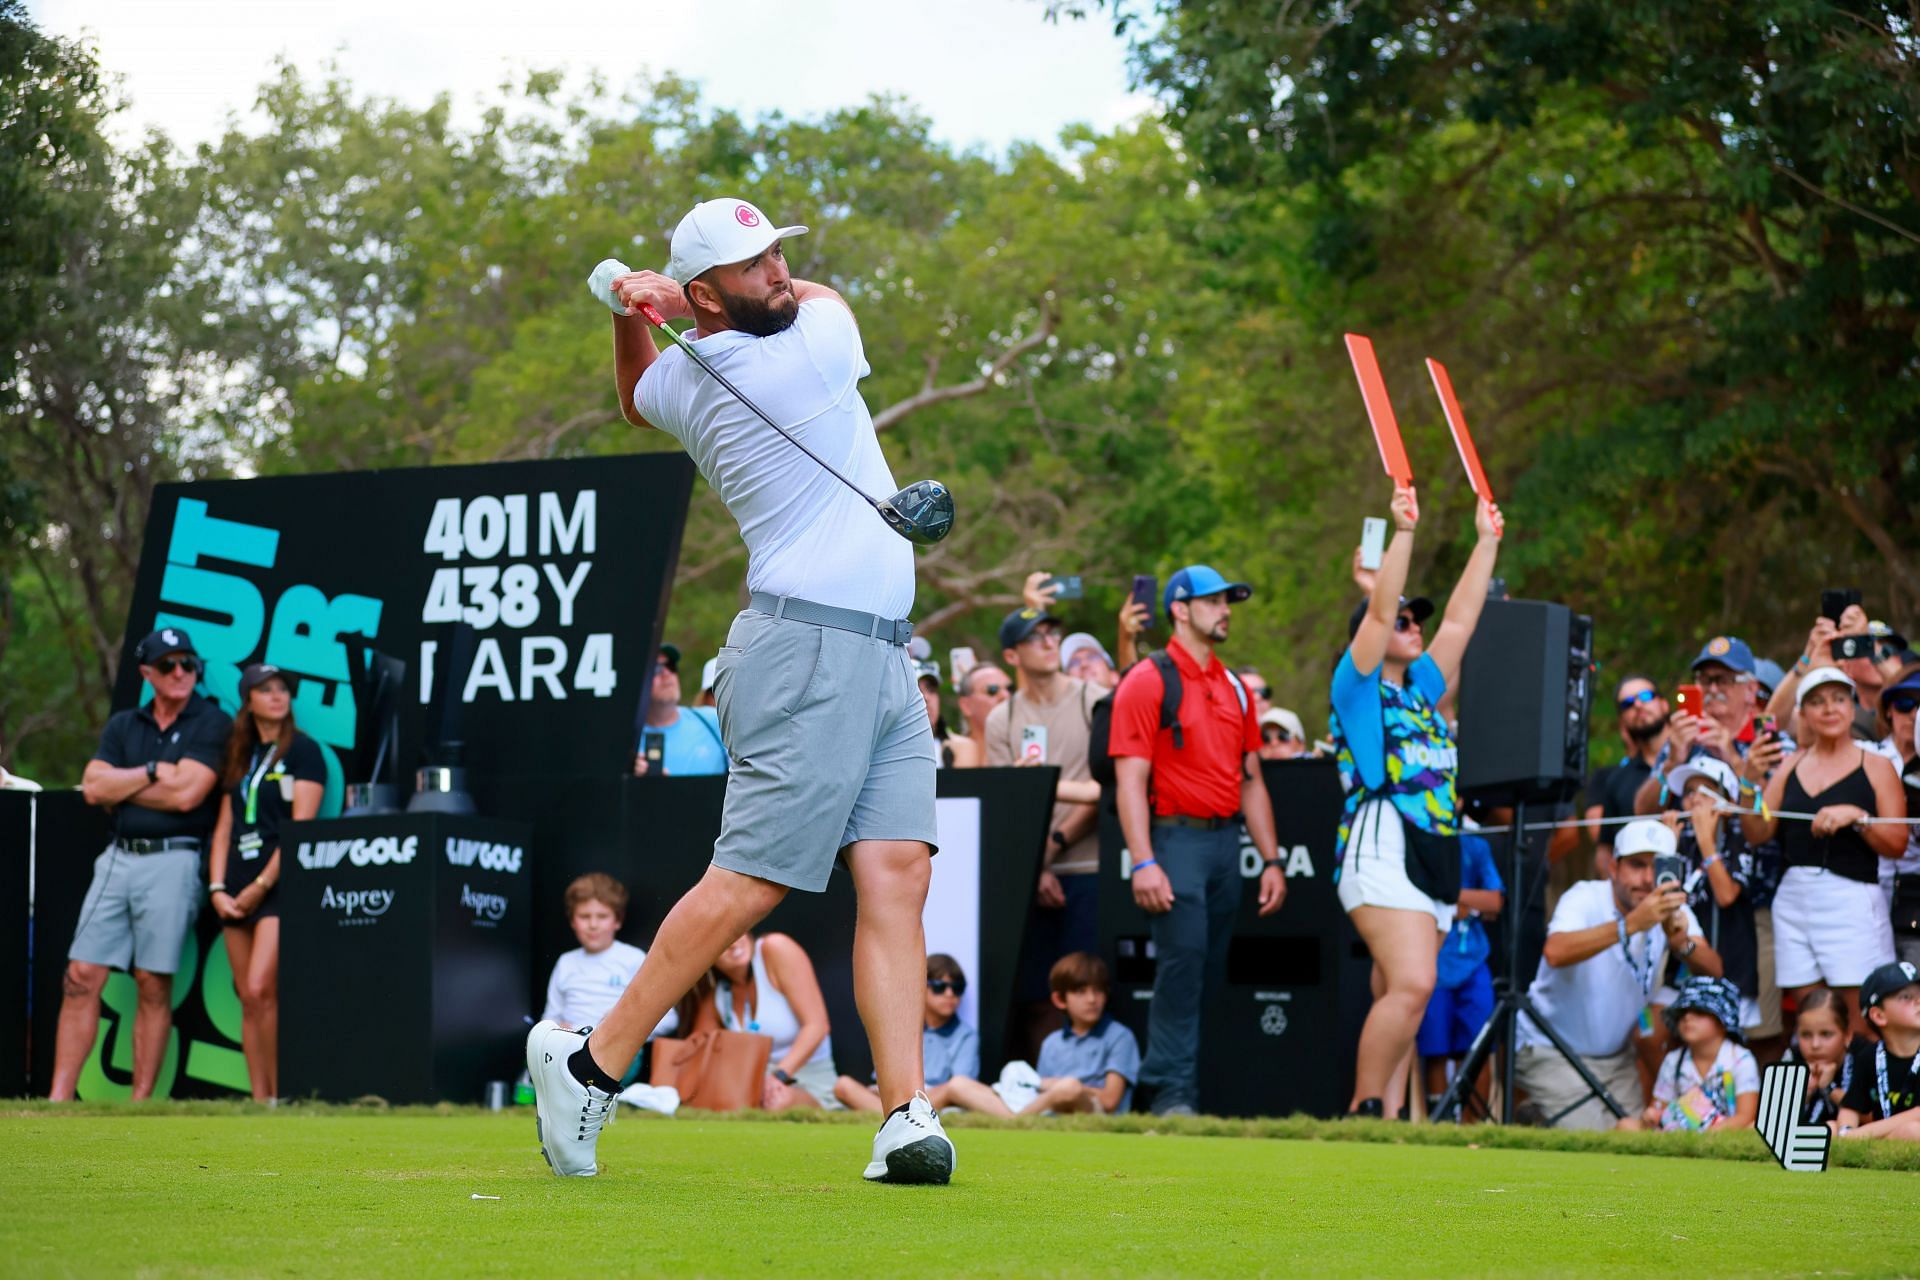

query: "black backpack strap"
(1150, 651), (1183, 750)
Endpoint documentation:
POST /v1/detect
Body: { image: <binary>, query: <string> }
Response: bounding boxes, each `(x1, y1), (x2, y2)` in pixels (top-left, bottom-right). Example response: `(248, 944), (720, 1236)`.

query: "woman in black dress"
(208, 663), (325, 1101)
(1747, 666), (1907, 1034)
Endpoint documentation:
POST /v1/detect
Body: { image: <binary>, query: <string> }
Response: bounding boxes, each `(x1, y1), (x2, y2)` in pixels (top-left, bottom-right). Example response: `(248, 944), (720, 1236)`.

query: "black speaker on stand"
(1434, 599), (1625, 1125)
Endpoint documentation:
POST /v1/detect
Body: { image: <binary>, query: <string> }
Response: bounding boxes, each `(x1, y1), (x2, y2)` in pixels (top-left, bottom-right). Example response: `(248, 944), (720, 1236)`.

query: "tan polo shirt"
(985, 677), (1102, 876)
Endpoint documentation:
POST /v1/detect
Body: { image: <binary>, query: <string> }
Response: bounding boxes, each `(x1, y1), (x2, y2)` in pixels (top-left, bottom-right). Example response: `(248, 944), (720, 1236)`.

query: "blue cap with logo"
(1164, 565), (1252, 614)
(1690, 635), (1755, 677)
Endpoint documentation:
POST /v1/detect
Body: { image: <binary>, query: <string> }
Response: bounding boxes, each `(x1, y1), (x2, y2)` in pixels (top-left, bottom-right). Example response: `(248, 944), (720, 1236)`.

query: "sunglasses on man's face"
(1249, 685), (1272, 700)
(1394, 614), (1420, 633)
(927, 979), (965, 996)
(1617, 689), (1658, 711)
(972, 683), (1005, 698)
(1889, 695), (1920, 716)
(151, 657), (200, 676)
(1263, 727), (1294, 744)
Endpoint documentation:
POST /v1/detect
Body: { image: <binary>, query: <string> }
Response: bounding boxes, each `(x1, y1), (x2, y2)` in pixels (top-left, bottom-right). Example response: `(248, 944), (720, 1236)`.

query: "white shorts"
(1771, 866), (1896, 989)
(1337, 799), (1453, 933)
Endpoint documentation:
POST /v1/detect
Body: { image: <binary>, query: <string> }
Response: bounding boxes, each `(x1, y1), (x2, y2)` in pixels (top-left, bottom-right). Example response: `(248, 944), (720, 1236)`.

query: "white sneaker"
(526, 1020), (615, 1177)
(862, 1091), (956, 1185)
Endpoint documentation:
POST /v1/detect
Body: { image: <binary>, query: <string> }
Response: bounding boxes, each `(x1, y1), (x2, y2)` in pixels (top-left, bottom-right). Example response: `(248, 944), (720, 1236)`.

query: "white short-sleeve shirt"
(542, 941), (679, 1036)
(1518, 879), (1705, 1058)
(637, 299), (914, 619)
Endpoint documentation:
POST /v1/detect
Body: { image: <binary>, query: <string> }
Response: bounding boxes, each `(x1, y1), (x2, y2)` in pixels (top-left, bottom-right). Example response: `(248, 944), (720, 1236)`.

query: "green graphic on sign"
(75, 929), (252, 1099)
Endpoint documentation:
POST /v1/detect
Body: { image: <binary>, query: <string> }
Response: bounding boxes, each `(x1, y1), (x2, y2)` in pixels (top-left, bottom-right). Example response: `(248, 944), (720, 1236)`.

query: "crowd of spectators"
(45, 534), (1919, 1146)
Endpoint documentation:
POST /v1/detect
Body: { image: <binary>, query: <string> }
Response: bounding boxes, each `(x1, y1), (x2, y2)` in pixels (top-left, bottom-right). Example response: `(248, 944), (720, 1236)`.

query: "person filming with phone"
(1329, 485), (1502, 1118)
(1742, 666), (1907, 1033)
(1632, 635), (1792, 817)
(1108, 564), (1284, 1116)
(1516, 819), (1721, 1129)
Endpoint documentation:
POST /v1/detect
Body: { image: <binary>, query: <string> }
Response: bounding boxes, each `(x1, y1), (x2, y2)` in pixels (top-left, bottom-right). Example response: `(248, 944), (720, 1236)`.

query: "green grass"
(3, 1105), (1918, 1278)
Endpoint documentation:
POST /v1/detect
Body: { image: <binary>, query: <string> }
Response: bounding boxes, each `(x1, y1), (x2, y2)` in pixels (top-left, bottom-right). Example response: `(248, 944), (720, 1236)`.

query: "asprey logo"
(444, 838), (524, 874)
(297, 834), (420, 870)
(460, 883), (508, 926)
(320, 885), (394, 925)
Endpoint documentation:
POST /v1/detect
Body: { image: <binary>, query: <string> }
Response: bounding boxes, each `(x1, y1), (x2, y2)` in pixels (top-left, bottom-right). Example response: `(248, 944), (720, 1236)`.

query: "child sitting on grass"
(540, 873), (677, 1083)
(1026, 952), (1140, 1115)
(834, 954), (1004, 1113)
(1837, 960), (1920, 1140)
(1778, 985), (1859, 1125)
(1617, 976), (1757, 1132)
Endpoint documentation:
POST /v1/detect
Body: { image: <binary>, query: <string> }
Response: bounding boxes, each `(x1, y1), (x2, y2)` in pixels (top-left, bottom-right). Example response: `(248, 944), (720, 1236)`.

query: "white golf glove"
(587, 258), (632, 315)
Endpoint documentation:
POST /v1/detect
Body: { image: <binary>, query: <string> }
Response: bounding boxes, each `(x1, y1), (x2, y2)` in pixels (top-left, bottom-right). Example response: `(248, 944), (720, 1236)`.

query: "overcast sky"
(27, 0), (1155, 156)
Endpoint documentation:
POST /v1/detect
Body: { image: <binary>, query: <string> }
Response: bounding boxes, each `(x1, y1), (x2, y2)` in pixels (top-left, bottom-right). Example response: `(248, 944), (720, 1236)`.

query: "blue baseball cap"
(1690, 635), (1755, 677)
(1164, 565), (1252, 614)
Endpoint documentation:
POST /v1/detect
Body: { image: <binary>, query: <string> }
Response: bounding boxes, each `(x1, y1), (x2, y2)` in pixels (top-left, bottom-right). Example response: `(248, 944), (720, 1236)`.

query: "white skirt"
(1771, 865), (1896, 989)
(1337, 798), (1454, 933)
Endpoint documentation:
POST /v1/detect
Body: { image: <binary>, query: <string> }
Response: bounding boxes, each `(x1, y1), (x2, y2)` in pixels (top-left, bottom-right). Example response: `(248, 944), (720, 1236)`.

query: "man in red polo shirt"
(1110, 564), (1285, 1116)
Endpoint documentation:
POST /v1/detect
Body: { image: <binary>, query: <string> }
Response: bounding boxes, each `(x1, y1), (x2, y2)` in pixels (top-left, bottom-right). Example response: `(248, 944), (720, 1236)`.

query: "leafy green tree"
(1068, 0), (1920, 714)
(0, 6), (236, 779)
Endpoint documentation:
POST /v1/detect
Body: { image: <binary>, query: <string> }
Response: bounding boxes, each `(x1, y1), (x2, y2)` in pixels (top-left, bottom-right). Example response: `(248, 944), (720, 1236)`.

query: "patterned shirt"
(1651, 1039), (1759, 1132)
(1330, 650), (1458, 871)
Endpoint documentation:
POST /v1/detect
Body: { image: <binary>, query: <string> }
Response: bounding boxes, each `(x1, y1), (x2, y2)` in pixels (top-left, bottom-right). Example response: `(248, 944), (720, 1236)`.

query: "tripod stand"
(1430, 799), (1627, 1125)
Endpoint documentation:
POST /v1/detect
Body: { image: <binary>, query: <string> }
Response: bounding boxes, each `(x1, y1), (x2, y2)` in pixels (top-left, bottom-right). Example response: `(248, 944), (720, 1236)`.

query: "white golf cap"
(1795, 664), (1856, 709)
(1260, 707), (1307, 742)
(1615, 818), (1678, 859)
(1059, 632), (1113, 672)
(700, 656), (720, 693)
(665, 198), (808, 284)
(1667, 756), (1739, 800)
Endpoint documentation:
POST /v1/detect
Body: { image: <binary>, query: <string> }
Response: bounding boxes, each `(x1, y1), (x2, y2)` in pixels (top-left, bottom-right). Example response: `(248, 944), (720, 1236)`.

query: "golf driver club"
(631, 299), (955, 546)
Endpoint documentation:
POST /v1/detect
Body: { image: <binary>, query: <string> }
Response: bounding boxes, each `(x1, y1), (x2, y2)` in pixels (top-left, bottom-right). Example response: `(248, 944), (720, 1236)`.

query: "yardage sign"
(116, 455), (694, 794)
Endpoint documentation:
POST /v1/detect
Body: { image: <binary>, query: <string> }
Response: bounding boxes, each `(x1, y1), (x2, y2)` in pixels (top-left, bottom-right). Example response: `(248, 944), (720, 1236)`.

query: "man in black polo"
(52, 627), (230, 1100)
(1108, 565), (1286, 1116)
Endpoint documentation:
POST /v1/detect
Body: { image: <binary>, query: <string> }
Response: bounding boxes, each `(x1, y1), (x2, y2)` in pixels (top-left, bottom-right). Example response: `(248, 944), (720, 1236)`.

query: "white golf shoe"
(862, 1090), (956, 1185)
(526, 1020), (615, 1177)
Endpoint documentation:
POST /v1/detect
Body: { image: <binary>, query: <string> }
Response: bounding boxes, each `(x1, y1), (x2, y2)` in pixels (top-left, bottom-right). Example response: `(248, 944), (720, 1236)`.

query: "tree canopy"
(4, 2), (1915, 780)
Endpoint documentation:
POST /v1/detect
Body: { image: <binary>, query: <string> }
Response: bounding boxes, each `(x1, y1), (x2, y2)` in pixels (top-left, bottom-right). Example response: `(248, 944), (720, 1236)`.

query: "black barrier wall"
(489, 769), (1056, 1085)
(19, 792), (253, 1098)
(0, 794), (28, 1096)
(1097, 758), (1372, 1118)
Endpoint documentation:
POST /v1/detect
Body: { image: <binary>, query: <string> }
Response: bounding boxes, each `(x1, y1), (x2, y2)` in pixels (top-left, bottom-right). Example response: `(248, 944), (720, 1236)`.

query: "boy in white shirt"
(542, 875), (677, 1081)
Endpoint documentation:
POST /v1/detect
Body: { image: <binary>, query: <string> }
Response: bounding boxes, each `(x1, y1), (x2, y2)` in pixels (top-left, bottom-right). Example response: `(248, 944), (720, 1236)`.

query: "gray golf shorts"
(68, 845), (202, 975)
(709, 607), (938, 892)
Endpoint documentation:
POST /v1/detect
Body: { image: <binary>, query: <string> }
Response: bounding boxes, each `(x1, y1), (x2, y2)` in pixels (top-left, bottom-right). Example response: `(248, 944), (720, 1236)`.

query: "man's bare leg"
(49, 962), (109, 1100)
(129, 968), (173, 1100)
(582, 864), (787, 1076)
(844, 839), (931, 1112)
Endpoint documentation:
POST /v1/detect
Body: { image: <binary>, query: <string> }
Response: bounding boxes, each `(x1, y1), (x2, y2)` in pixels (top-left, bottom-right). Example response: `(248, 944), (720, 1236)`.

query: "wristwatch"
(1679, 938), (1698, 958)
(1050, 831), (1068, 849)
(771, 1068), (796, 1086)
(146, 760), (159, 784)
(1262, 857), (1283, 871)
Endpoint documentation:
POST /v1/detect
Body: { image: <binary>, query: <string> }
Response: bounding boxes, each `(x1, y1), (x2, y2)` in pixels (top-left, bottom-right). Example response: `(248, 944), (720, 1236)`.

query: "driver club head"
(878, 479), (955, 545)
